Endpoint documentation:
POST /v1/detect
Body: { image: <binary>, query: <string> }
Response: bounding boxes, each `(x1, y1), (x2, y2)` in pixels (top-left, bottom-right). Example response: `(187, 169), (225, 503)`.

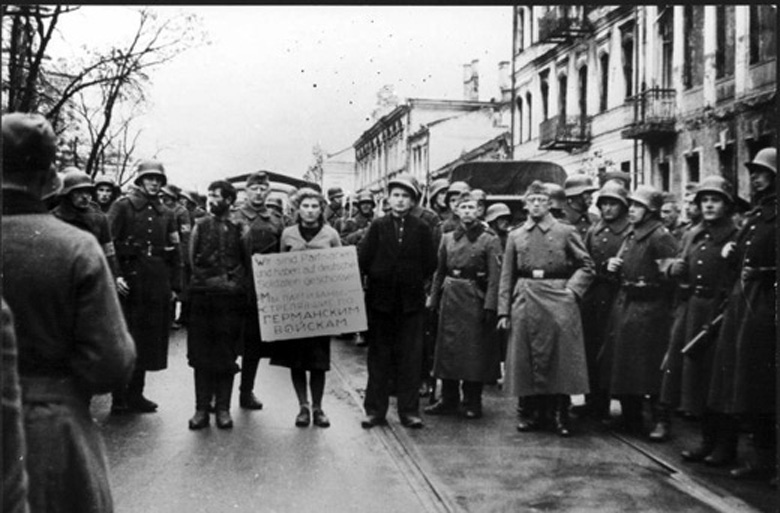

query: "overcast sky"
(56, 6), (512, 192)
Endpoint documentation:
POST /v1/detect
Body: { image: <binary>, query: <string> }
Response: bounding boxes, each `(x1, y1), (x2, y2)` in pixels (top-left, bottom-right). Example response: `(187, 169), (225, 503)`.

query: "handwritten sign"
(251, 246), (367, 341)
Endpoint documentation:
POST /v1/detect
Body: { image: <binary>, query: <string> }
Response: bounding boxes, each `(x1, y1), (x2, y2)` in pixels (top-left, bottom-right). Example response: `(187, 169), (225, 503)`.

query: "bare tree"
(304, 144), (325, 186)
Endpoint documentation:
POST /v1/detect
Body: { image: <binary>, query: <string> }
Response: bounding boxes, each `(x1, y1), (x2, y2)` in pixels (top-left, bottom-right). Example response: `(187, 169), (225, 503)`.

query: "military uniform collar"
(594, 215), (630, 235)
(127, 187), (165, 213)
(692, 217), (735, 244)
(2, 189), (47, 215)
(453, 220), (485, 242)
(749, 192), (777, 222)
(630, 218), (664, 241)
(523, 213), (554, 233)
(239, 202), (272, 220)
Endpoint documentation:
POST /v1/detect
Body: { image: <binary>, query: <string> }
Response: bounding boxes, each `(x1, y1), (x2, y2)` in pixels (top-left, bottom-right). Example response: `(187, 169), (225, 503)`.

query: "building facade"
(511, 5), (776, 200)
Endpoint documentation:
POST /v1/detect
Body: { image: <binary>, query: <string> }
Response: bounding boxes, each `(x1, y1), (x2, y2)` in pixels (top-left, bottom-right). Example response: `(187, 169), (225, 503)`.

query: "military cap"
(246, 171), (270, 187)
(694, 175), (734, 204)
(327, 186), (344, 200)
(134, 160), (167, 186)
(564, 174), (598, 197)
(2, 112), (58, 175)
(485, 203), (511, 223)
(745, 147), (776, 175)
(60, 167), (94, 195)
(525, 180), (551, 198)
(544, 182), (566, 206)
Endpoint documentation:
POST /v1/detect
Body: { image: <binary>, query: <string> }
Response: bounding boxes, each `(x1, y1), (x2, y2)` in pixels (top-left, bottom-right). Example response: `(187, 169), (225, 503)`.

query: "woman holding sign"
(272, 187), (341, 428)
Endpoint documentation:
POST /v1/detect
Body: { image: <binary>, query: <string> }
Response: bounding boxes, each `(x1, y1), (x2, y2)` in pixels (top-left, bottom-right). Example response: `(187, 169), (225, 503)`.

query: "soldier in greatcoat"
(428, 178), (450, 222)
(358, 174), (437, 429)
(52, 167), (120, 277)
(324, 186), (346, 232)
(340, 190), (375, 246)
(187, 180), (247, 431)
(574, 181), (631, 421)
(707, 148), (777, 482)
(231, 171), (284, 410)
(425, 192), (502, 419)
(600, 185), (679, 437)
(2, 112), (135, 513)
(439, 181), (471, 235)
(655, 177), (738, 452)
(108, 160), (182, 414)
(563, 174), (600, 240)
(497, 181), (594, 437)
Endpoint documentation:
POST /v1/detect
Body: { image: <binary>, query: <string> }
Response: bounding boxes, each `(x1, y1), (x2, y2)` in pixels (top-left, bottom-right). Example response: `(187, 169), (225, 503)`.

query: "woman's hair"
(293, 187), (326, 224)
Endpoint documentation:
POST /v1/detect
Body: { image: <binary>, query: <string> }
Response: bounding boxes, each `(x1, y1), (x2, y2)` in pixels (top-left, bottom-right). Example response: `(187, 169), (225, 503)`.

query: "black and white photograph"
(1, 5), (777, 512)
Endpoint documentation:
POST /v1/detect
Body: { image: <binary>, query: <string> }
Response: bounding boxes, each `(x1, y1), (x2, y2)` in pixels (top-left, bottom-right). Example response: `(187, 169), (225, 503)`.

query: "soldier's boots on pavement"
(681, 412), (718, 462)
(648, 402), (672, 443)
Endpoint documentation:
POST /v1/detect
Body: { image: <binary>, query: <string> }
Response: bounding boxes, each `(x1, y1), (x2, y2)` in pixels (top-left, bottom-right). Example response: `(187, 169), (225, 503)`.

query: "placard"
(252, 246), (367, 341)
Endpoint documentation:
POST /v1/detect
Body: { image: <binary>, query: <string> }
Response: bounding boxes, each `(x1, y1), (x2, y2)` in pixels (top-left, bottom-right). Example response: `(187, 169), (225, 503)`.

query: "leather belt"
(517, 270), (571, 280)
(447, 268), (484, 280)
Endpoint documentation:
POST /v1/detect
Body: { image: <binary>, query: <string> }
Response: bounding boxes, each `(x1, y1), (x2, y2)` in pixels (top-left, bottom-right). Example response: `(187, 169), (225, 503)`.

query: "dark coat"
(563, 203), (599, 240)
(341, 211), (373, 245)
(430, 223), (502, 382)
(498, 213), (595, 396)
(708, 193), (777, 415)
(52, 200), (119, 277)
(600, 218), (679, 396)
(358, 213), (437, 314)
(109, 187), (181, 371)
(658, 218), (737, 414)
(3, 190), (135, 513)
(187, 214), (248, 373)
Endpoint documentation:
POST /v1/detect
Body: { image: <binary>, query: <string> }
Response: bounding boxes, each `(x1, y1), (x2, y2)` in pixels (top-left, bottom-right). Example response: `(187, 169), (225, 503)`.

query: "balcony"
(539, 115), (591, 150)
(538, 7), (592, 43)
(621, 88), (677, 142)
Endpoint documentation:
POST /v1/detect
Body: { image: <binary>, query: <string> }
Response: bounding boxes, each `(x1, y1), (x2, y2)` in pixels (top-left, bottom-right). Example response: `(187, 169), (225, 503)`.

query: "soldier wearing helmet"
(341, 190), (375, 246)
(52, 167), (120, 277)
(324, 186), (346, 232)
(94, 175), (120, 213)
(358, 173), (437, 430)
(602, 184), (679, 438)
(485, 202), (512, 250)
(544, 183), (567, 221)
(563, 173), (600, 240)
(573, 181), (631, 422)
(428, 178), (450, 221)
(708, 147), (777, 482)
(655, 175), (739, 451)
(108, 159), (183, 415)
(440, 181), (471, 235)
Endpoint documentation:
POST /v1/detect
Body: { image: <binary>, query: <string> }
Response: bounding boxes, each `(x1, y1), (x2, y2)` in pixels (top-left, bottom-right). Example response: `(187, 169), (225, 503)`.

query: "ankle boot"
(648, 402), (672, 442)
(553, 395), (572, 437)
(704, 414), (738, 467)
(681, 412), (717, 462)
(215, 374), (234, 429)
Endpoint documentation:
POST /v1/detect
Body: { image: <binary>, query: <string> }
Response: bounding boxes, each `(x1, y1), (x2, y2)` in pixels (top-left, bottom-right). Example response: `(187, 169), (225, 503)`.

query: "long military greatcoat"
(430, 222), (502, 383)
(600, 218), (679, 396)
(498, 213), (594, 396)
(3, 190), (135, 513)
(708, 193), (777, 415)
(658, 217), (737, 415)
(109, 187), (181, 371)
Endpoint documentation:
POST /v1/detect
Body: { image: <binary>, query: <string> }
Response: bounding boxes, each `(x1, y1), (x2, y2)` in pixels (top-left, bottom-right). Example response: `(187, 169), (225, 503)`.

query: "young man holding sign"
(358, 175), (437, 429)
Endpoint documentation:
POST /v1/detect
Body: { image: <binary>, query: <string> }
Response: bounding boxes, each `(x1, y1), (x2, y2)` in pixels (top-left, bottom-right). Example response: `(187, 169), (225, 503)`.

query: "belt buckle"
(452, 269), (462, 277)
(532, 269), (544, 279)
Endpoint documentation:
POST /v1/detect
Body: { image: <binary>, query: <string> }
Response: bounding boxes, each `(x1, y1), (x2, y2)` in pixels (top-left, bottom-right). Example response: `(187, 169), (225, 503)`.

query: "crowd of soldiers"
(1, 112), (776, 513)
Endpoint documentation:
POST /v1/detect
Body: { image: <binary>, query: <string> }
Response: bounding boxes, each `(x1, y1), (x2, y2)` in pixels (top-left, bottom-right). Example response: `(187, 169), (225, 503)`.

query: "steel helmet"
(356, 190), (376, 205)
(429, 178), (449, 200)
(470, 189), (488, 203)
(327, 186), (344, 200)
(94, 175), (116, 189)
(387, 174), (420, 201)
(596, 181), (629, 208)
(265, 196), (283, 211)
(564, 174), (598, 197)
(544, 182), (567, 208)
(60, 167), (94, 196)
(161, 183), (182, 199)
(745, 147), (776, 175)
(2, 112), (58, 174)
(445, 181), (471, 200)
(694, 175), (734, 204)
(180, 189), (198, 204)
(134, 160), (167, 186)
(628, 184), (664, 212)
(601, 170), (631, 189)
(485, 202), (511, 223)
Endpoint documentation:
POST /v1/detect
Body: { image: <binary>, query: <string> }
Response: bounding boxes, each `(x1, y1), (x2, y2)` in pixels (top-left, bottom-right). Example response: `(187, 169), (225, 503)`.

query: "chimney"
(470, 59), (479, 101)
(463, 63), (472, 101)
(498, 61), (511, 102)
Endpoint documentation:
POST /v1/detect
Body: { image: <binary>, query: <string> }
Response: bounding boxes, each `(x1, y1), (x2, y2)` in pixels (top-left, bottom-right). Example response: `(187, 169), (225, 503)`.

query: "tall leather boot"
(681, 411), (717, 462)
(189, 369), (211, 430)
(553, 395), (572, 437)
(215, 373), (234, 429)
(648, 399), (672, 442)
(517, 395), (540, 432)
(704, 413), (738, 467)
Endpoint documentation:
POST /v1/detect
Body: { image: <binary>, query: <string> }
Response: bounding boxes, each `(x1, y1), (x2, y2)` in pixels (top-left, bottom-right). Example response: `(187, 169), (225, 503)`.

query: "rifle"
(681, 313), (724, 355)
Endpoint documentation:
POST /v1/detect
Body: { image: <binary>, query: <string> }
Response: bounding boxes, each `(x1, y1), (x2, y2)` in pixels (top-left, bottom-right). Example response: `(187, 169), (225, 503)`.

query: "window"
(516, 96), (524, 144)
(686, 153), (700, 183)
(659, 8), (673, 88)
(578, 65), (588, 117)
(540, 70), (550, 120)
(749, 5), (777, 64)
(659, 162), (670, 191)
(517, 8), (525, 53)
(683, 6), (704, 89)
(718, 144), (736, 191)
(621, 161), (631, 174)
(599, 53), (609, 112)
(715, 6), (735, 79)
(558, 74), (568, 118)
(621, 27), (634, 98)
(525, 92), (533, 142)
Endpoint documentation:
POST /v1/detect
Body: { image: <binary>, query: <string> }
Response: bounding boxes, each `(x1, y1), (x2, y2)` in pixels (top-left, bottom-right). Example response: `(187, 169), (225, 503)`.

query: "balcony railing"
(538, 6), (592, 43)
(539, 115), (591, 150)
(621, 87), (677, 141)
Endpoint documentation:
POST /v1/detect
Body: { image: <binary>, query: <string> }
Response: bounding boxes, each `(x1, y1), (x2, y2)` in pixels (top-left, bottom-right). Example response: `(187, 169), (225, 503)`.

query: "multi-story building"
(321, 146), (356, 195)
(353, 60), (512, 198)
(510, 5), (776, 200)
